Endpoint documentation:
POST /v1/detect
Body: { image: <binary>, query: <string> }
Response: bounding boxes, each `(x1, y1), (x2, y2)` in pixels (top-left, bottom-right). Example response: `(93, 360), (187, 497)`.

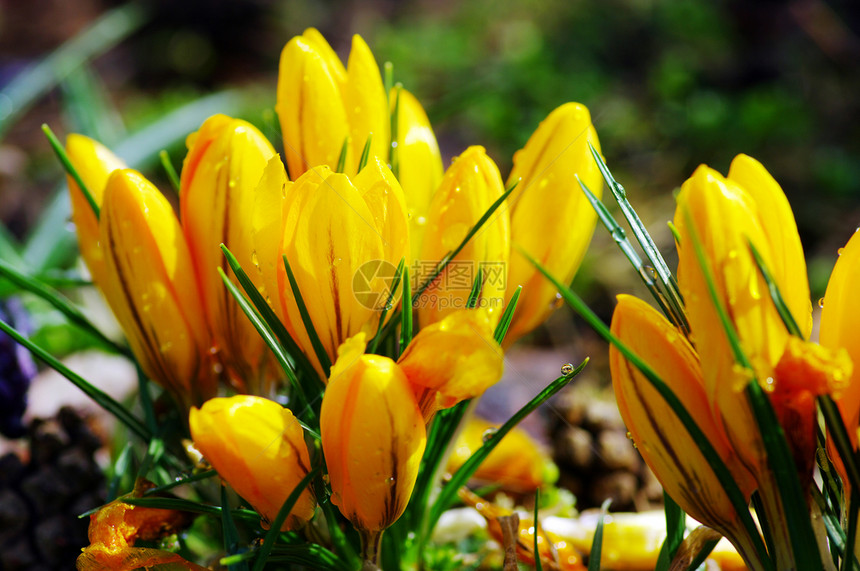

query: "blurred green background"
(1, 0), (858, 320)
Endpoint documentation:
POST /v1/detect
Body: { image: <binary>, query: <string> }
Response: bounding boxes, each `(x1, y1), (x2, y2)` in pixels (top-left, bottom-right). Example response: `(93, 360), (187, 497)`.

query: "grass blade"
(160, 150), (181, 194)
(367, 258), (405, 355)
(656, 493), (685, 570)
(534, 488), (543, 571)
(400, 266), (413, 349)
(466, 266), (484, 309)
(221, 485), (249, 571)
(426, 360), (587, 534)
(0, 258), (124, 354)
(588, 498), (612, 571)
(358, 134), (373, 172)
(336, 137), (350, 173)
(390, 85), (401, 178)
(494, 285), (521, 344)
(282, 255), (332, 376)
(42, 124), (99, 218)
(0, 3), (147, 140)
(0, 318), (149, 440)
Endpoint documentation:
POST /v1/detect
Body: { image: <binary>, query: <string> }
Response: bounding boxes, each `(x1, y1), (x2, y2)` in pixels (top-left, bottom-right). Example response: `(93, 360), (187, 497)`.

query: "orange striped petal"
(397, 308), (503, 419)
(322, 336), (426, 532)
(99, 169), (216, 407)
(180, 114), (277, 395)
(189, 395), (315, 530)
(610, 294), (755, 533)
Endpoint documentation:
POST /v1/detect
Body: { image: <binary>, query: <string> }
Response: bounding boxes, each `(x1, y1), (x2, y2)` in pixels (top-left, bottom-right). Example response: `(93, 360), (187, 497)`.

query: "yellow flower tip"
(502, 102), (602, 346)
(447, 418), (554, 493)
(64, 133), (126, 286)
(417, 147), (510, 326)
(398, 309), (503, 418)
(321, 352), (426, 532)
(189, 395), (316, 531)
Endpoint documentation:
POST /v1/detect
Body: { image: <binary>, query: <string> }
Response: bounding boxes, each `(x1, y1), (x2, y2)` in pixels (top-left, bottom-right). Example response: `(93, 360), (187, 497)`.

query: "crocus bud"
(416, 146), (510, 326)
(321, 334), (426, 534)
(391, 87), (443, 262)
(397, 308), (503, 419)
(610, 294), (756, 537)
(65, 134), (126, 287)
(674, 160), (812, 474)
(276, 159), (409, 378)
(447, 417), (556, 493)
(503, 103), (602, 346)
(180, 114), (279, 396)
(189, 395), (316, 531)
(277, 30), (387, 178)
(99, 169), (217, 407)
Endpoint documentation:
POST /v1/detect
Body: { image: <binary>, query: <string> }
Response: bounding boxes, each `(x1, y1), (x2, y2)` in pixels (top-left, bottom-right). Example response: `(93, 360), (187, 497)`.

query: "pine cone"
(550, 384), (663, 512)
(0, 407), (105, 570)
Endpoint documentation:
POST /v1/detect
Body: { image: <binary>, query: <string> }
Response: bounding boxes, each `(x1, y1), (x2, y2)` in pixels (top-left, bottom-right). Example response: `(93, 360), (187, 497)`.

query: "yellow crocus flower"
(277, 29), (388, 178)
(610, 294), (756, 542)
(674, 157), (847, 486)
(415, 146), (510, 326)
(397, 308), (503, 419)
(99, 169), (217, 407)
(180, 114), (279, 396)
(321, 334), (426, 538)
(189, 395), (316, 531)
(65, 134), (126, 287)
(274, 159), (409, 378)
(391, 87), (444, 262)
(504, 103), (603, 346)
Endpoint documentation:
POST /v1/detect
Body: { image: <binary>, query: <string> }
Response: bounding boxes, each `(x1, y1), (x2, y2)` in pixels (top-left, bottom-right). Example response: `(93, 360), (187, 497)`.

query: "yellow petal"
(353, 156), (411, 270)
(65, 134), (126, 287)
(727, 154), (812, 338)
(277, 36), (349, 178)
(251, 156), (296, 331)
(397, 308), (503, 418)
(322, 350), (426, 532)
(416, 146), (510, 326)
(180, 114), (277, 395)
(504, 103), (602, 346)
(391, 88), (444, 261)
(99, 169), (216, 407)
(190, 396), (315, 530)
(345, 34), (389, 171)
(674, 165), (786, 472)
(447, 417), (554, 493)
(279, 167), (386, 377)
(301, 28), (346, 85)
(610, 294), (755, 533)
(821, 229), (860, 482)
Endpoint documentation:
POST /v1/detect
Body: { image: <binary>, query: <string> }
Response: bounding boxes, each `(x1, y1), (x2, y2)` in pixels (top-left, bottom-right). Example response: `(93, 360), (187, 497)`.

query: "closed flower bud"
(99, 169), (216, 407)
(180, 114), (279, 396)
(277, 30), (387, 178)
(190, 395), (316, 530)
(391, 87), (444, 262)
(674, 159), (812, 475)
(321, 334), (426, 534)
(610, 294), (755, 537)
(65, 134), (126, 287)
(397, 309), (503, 419)
(416, 146), (510, 326)
(504, 103), (602, 346)
(276, 160), (409, 378)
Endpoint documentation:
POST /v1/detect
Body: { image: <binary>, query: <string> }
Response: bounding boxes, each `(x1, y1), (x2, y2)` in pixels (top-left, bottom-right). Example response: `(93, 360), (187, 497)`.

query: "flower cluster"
(64, 28), (602, 567)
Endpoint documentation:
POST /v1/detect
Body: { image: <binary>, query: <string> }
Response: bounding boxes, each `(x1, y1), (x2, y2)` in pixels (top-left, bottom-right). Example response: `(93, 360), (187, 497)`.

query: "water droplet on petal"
(838, 247), (845, 256)
(818, 297), (825, 308)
